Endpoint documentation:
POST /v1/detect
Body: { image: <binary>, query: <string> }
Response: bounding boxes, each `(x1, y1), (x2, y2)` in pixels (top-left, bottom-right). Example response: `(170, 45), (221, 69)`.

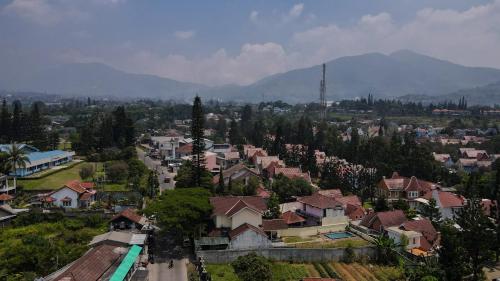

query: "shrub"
(106, 161), (129, 183)
(79, 164), (95, 180)
(231, 253), (272, 281)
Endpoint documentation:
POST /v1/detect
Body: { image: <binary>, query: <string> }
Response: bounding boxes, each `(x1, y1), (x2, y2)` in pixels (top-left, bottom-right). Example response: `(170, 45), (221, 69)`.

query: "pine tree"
(30, 102), (48, 149)
(456, 198), (496, 280)
(0, 99), (10, 142)
(191, 96), (206, 187)
(216, 169), (225, 194)
(229, 119), (243, 145)
(11, 101), (22, 142)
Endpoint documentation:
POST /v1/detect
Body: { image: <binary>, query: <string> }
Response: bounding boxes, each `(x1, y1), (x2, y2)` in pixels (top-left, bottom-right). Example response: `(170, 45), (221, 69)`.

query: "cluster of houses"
(42, 209), (152, 281)
(433, 147), (500, 173)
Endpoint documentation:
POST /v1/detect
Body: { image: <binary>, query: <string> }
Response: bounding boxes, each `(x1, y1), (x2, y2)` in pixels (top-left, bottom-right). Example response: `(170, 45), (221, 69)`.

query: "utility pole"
(319, 63), (327, 119)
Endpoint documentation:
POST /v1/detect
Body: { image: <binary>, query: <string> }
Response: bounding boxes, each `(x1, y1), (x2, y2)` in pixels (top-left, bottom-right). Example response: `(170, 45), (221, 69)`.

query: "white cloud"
(292, 0), (500, 68)
(289, 3), (304, 18)
(249, 10), (259, 24)
(174, 30), (196, 40)
(282, 3), (304, 23)
(111, 42), (292, 86)
(2, 0), (123, 25)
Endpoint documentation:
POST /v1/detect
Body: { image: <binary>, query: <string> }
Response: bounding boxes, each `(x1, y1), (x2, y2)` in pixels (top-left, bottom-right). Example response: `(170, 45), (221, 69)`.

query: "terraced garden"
(207, 262), (404, 281)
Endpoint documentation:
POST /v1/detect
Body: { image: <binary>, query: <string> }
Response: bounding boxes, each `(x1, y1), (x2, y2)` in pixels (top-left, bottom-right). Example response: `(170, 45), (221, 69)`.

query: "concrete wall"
(197, 246), (376, 263)
(215, 215), (232, 228)
(278, 222), (348, 237)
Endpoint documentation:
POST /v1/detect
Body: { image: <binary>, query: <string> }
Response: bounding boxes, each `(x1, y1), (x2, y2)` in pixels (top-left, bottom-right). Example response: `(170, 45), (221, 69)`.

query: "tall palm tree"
(6, 143), (31, 187)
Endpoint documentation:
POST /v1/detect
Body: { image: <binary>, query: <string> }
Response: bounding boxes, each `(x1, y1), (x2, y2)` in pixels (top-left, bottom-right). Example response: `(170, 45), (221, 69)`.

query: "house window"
(63, 200), (72, 207)
(413, 238), (416, 244)
(408, 191), (419, 198)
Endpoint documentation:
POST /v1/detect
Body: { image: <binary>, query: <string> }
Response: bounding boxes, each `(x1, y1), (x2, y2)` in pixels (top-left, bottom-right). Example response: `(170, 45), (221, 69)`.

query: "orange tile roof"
(229, 223), (267, 239)
(0, 193), (14, 201)
(281, 210), (306, 224)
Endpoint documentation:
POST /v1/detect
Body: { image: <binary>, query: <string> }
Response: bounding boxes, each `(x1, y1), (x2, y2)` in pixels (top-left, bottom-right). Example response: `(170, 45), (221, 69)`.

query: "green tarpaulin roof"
(110, 245), (142, 281)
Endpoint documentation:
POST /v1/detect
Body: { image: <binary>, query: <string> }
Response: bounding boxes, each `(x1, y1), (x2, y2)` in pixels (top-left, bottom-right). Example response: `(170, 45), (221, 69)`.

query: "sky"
(1, 0), (500, 86)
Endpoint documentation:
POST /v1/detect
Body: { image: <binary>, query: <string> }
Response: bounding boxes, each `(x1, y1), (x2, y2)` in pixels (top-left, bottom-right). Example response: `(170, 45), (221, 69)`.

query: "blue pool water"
(325, 232), (353, 240)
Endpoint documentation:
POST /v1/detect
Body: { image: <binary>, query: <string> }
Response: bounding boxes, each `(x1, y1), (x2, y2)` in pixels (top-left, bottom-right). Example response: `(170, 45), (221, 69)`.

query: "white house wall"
(51, 187), (79, 208)
(230, 230), (272, 250)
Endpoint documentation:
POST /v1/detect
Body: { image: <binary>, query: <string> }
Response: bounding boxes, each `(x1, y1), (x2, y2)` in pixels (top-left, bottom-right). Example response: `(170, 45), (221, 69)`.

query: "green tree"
(438, 222), (469, 281)
(373, 236), (398, 265)
(455, 198), (496, 281)
(421, 198), (442, 227)
(79, 164), (95, 180)
(5, 143), (31, 187)
(0, 98), (10, 142)
(216, 169), (225, 194)
(11, 101), (23, 141)
(374, 195), (390, 212)
(144, 188), (212, 239)
(147, 170), (160, 198)
(272, 174), (313, 202)
(29, 102), (48, 149)
(191, 96), (206, 187)
(105, 161), (129, 183)
(231, 253), (272, 281)
(229, 118), (243, 145)
(264, 193), (281, 219)
(174, 160), (213, 190)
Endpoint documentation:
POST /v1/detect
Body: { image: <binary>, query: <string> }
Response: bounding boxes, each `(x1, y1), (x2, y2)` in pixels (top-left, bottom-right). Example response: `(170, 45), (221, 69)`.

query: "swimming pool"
(325, 232), (354, 240)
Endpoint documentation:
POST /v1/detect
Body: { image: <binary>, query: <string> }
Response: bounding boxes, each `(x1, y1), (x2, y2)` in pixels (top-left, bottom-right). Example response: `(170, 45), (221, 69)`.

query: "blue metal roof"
(27, 150), (70, 162)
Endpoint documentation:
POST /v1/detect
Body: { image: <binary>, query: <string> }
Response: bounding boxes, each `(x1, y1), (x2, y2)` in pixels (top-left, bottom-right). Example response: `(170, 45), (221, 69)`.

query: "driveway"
(148, 259), (188, 281)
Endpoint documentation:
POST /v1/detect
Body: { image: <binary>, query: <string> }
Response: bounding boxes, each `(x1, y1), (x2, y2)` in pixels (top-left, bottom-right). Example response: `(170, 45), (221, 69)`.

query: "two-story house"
(297, 192), (347, 226)
(377, 172), (438, 208)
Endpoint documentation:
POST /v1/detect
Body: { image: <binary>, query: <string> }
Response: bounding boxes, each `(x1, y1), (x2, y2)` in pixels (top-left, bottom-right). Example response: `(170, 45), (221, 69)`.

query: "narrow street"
(147, 259), (188, 281)
(137, 147), (175, 192)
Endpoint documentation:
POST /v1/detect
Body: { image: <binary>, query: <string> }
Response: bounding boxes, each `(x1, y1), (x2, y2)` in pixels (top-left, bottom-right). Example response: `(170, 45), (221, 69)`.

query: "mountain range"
(1, 50), (500, 104)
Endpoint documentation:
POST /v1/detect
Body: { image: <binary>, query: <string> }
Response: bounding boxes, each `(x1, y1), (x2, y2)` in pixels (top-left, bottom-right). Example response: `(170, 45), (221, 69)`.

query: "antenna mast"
(320, 63), (327, 119)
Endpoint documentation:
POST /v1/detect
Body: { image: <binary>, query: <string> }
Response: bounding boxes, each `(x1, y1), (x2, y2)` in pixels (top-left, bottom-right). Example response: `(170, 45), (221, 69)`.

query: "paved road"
(148, 259), (188, 281)
(137, 148), (176, 192)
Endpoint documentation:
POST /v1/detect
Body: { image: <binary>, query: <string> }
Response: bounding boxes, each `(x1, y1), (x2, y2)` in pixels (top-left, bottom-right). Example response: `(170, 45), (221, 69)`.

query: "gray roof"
(89, 231), (146, 247)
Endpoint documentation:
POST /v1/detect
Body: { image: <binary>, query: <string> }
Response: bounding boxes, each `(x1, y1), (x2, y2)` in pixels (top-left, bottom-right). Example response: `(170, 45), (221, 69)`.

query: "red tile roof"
(262, 219), (288, 231)
(176, 143), (193, 154)
(344, 203), (366, 220)
(110, 209), (145, 225)
(226, 200), (263, 217)
(401, 219), (438, 251)
(229, 223), (267, 239)
(281, 210), (306, 224)
(65, 180), (88, 194)
(317, 189), (343, 198)
(0, 193), (14, 201)
(256, 186), (271, 198)
(378, 172), (438, 193)
(52, 244), (123, 281)
(360, 210), (407, 229)
(274, 167), (311, 182)
(210, 196), (267, 217)
(298, 193), (343, 210)
(438, 191), (466, 208)
(79, 193), (93, 201)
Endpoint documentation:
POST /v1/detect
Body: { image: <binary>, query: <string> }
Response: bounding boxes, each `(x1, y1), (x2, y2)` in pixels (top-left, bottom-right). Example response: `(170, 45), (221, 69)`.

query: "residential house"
(262, 219), (289, 240)
(89, 231), (147, 248)
(274, 167), (311, 183)
(212, 143), (233, 154)
(359, 210), (407, 234)
(0, 144), (75, 177)
(281, 210), (306, 227)
(229, 223), (273, 249)
(423, 189), (466, 220)
(459, 148), (489, 160)
(0, 173), (15, 195)
(218, 151), (241, 169)
(0, 193), (13, 205)
(110, 209), (148, 231)
(45, 180), (96, 209)
(256, 156), (284, 178)
(297, 193), (347, 226)
(377, 173), (438, 208)
(400, 219), (439, 252)
(433, 153), (454, 168)
(386, 226), (422, 250)
(212, 163), (260, 186)
(318, 189), (365, 221)
(209, 196), (267, 230)
(150, 135), (184, 160)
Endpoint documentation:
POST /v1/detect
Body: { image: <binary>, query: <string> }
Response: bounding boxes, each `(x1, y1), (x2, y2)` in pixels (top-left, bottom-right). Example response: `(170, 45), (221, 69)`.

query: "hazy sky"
(1, 0), (500, 86)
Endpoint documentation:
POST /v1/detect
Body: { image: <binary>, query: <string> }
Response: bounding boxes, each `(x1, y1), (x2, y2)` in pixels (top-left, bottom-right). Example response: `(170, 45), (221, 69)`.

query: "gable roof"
(438, 191), (466, 208)
(281, 210), (306, 224)
(0, 193), (14, 201)
(110, 209), (147, 225)
(274, 167), (311, 182)
(210, 196), (267, 217)
(298, 193), (343, 210)
(226, 200), (263, 217)
(360, 210), (407, 229)
(378, 173), (438, 193)
(229, 223), (267, 239)
(262, 219), (288, 231)
(50, 244), (124, 281)
(401, 219), (438, 251)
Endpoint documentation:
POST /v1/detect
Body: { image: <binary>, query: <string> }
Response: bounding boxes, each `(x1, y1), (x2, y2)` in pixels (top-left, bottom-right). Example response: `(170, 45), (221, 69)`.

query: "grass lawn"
(296, 237), (371, 249)
(282, 236), (316, 243)
(18, 161), (129, 191)
(206, 263), (310, 281)
(18, 162), (86, 190)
